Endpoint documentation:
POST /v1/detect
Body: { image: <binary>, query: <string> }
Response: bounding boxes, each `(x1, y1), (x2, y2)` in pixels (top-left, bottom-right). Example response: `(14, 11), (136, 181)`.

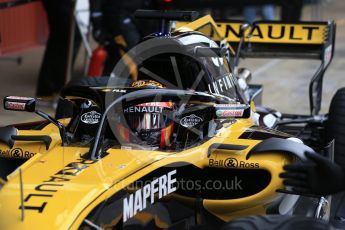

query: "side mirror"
(214, 104), (251, 119)
(3, 96), (36, 112)
(3, 96), (67, 144)
(234, 23), (251, 74)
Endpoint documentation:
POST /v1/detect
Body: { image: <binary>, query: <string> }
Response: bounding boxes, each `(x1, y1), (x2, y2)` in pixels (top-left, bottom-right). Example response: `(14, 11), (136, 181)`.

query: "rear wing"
(176, 18), (335, 64)
(176, 18), (336, 115)
(217, 21), (335, 67)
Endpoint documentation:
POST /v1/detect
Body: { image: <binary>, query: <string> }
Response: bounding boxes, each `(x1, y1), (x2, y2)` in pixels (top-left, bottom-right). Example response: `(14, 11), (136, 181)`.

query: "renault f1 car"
(0, 10), (340, 229)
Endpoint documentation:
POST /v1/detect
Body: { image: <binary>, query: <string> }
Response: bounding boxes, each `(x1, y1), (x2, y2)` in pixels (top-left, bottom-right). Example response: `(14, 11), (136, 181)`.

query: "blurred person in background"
(36, 0), (80, 98)
(243, 4), (275, 24)
(89, 0), (154, 76)
(281, 0), (304, 21)
(243, 0), (303, 24)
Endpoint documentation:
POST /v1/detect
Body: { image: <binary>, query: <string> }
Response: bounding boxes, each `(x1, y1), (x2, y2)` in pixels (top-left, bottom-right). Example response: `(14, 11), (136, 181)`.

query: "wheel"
(326, 87), (345, 167)
(221, 215), (333, 230)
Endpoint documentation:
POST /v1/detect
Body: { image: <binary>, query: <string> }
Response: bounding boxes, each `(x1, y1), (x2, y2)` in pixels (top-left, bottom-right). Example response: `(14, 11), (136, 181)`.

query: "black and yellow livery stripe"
(216, 21), (328, 44)
(176, 17), (329, 45)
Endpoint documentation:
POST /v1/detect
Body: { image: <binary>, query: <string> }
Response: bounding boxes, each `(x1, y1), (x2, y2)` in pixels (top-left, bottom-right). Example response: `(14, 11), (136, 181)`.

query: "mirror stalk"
(234, 24), (251, 76)
(35, 110), (66, 145)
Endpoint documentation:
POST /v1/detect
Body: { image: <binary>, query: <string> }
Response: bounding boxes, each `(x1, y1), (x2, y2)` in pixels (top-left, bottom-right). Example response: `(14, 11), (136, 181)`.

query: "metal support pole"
(64, 0), (77, 84)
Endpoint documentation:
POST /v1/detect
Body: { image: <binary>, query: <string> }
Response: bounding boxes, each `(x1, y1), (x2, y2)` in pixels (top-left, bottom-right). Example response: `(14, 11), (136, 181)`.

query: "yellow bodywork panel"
(176, 15), (236, 54)
(0, 118), (292, 229)
(0, 122), (64, 162)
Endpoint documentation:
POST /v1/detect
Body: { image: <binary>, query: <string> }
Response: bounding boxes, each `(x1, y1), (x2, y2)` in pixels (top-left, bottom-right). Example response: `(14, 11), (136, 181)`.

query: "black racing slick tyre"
(221, 215), (333, 230)
(326, 87), (345, 167)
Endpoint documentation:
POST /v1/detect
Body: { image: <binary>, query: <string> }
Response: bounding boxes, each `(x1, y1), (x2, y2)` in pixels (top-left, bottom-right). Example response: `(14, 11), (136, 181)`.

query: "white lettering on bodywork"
(123, 170), (177, 223)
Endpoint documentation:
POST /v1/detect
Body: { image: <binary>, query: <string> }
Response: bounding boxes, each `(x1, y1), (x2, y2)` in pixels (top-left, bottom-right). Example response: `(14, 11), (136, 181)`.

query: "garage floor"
(0, 0), (344, 126)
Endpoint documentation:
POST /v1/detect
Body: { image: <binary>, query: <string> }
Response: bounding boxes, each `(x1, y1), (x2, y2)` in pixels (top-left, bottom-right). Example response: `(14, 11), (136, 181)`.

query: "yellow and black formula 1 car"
(0, 11), (339, 230)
